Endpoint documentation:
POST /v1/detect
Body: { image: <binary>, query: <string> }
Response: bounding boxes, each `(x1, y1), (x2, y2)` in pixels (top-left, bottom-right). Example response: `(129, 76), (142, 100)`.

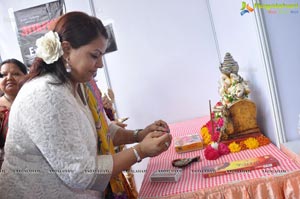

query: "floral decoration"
(218, 142), (230, 155)
(239, 141), (248, 150)
(201, 115), (224, 143)
(200, 100), (271, 160)
(201, 127), (271, 160)
(244, 137), (259, 149)
(36, 31), (64, 64)
(228, 142), (241, 153)
(219, 53), (251, 106)
(200, 127), (211, 145)
(257, 135), (271, 145)
(204, 143), (220, 160)
(204, 142), (230, 160)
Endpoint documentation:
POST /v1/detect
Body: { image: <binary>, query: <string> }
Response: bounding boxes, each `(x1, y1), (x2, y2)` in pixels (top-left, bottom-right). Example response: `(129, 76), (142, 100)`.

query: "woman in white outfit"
(0, 11), (172, 199)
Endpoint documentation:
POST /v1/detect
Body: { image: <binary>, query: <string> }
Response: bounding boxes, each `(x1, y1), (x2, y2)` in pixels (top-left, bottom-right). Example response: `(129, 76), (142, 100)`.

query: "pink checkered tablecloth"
(138, 116), (300, 198)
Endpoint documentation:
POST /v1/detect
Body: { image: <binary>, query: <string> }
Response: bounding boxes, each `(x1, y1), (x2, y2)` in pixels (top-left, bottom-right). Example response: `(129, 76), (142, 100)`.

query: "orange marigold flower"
(257, 135), (271, 146)
(228, 142), (241, 153)
(239, 141), (248, 150)
(244, 137), (259, 149)
(201, 127), (211, 145)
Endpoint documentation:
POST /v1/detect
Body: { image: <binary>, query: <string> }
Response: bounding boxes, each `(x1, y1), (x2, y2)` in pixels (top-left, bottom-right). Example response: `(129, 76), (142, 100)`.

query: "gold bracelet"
(132, 146), (142, 162)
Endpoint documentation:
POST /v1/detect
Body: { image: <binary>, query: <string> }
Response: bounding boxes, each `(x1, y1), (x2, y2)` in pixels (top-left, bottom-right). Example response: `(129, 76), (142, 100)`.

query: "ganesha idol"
(213, 53), (261, 142)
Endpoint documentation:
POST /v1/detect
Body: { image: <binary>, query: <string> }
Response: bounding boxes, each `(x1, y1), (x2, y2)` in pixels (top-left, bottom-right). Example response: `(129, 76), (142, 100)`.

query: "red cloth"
(0, 108), (9, 148)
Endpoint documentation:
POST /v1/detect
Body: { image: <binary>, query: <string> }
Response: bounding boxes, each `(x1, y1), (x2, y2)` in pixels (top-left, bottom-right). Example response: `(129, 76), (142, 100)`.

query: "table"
(139, 117), (300, 199)
(281, 139), (300, 165)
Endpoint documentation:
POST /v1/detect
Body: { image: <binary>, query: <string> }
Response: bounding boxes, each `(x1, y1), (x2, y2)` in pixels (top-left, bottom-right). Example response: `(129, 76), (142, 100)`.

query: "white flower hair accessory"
(36, 31), (64, 64)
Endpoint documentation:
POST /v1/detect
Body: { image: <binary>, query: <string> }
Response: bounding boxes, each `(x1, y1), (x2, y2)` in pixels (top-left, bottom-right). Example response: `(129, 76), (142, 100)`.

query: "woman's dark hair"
(0, 58), (28, 75)
(28, 11), (108, 84)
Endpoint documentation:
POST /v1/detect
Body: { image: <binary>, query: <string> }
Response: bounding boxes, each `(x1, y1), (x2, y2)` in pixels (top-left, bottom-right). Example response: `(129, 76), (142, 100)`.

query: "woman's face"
(0, 63), (26, 96)
(68, 35), (107, 83)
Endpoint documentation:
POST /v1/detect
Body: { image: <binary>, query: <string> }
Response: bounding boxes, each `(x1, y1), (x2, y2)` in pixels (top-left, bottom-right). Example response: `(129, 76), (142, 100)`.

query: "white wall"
(93, 0), (220, 130)
(260, 0), (300, 141)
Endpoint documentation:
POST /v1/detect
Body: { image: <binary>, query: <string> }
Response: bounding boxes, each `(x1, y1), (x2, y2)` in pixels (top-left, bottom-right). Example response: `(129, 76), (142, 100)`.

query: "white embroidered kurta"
(0, 75), (114, 199)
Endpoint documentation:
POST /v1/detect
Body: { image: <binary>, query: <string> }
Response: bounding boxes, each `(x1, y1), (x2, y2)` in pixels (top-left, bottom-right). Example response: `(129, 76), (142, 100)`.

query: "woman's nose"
(7, 73), (14, 80)
(96, 57), (104, 68)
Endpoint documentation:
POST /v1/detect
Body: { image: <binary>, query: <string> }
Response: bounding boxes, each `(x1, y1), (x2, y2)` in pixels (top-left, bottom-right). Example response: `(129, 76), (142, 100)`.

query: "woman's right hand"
(136, 131), (172, 158)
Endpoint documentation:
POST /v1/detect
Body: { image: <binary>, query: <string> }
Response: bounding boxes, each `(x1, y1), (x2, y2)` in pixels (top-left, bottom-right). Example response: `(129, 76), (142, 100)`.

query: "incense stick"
(209, 100), (215, 136)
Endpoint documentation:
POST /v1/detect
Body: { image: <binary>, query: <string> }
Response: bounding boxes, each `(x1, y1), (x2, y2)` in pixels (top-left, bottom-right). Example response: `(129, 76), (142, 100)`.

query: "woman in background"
(0, 58), (27, 168)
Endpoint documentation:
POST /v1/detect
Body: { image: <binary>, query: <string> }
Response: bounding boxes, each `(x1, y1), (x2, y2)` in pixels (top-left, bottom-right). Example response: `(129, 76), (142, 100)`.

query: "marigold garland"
(228, 142), (241, 153)
(257, 135), (271, 146)
(239, 141), (248, 150)
(201, 127), (211, 145)
(200, 123), (271, 160)
(244, 137), (259, 149)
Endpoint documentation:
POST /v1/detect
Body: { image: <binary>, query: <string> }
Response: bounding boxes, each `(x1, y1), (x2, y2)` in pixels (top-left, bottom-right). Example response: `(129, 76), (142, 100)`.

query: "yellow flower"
(244, 137), (259, 149)
(228, 142), (241, 153)
(200, 127), (211, 145)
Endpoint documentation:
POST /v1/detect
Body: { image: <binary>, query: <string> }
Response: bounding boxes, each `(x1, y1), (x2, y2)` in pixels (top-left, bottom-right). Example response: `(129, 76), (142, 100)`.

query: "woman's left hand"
(137, 120), (170, 142)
